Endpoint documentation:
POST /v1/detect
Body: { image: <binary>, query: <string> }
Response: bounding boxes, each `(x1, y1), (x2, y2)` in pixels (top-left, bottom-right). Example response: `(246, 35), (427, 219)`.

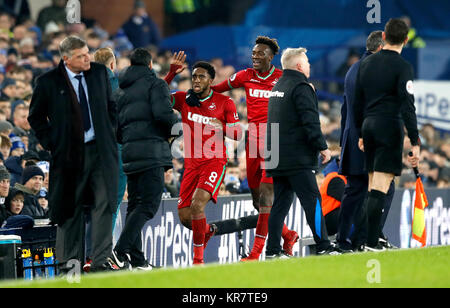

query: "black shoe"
(337, 242), (354, 254)
(354, 244), (368, 252)
(317, 246), (341, 256)
(336, 246), (353, 254)
(132, 261), (157, 271)
(89, 258), (120, 272)
(365, 244), (387, 252)
(379, 237), (398, 250)
(110, 249), (132, 270)
(265, 251), (291, 260)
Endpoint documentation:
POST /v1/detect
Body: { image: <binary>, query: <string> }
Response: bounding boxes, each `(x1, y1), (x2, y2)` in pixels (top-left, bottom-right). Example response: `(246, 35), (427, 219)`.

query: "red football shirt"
(172, 90), (240, 169)
(212, 65), (282, 127)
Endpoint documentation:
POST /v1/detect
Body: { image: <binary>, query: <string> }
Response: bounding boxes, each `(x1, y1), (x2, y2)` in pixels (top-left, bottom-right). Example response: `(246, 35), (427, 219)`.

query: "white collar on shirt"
(64, 64), (85, 80)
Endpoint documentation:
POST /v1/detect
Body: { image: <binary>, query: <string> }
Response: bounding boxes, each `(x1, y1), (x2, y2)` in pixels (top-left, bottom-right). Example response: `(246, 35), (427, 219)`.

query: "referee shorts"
(362, 117), (404, 176)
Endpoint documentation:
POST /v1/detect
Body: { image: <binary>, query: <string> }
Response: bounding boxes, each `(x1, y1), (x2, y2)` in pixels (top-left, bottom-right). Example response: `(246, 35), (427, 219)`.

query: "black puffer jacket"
(116, 65), (178, 174)
(266, 70), (328, 176)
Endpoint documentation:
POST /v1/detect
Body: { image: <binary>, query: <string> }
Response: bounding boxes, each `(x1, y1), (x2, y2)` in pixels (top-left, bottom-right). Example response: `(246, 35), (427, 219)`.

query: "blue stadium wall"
(244, 0), (450, 34)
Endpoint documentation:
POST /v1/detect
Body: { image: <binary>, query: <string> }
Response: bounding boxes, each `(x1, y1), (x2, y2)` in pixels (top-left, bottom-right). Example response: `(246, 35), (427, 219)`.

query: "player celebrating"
(170, 61), (242, 265)
(211, 36), (299, 260)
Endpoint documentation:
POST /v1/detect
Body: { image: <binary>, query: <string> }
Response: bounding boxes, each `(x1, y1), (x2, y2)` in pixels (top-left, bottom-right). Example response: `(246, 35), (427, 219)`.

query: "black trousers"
(267, 170), (330, 255)
(115, 167), (164, 266)
(56, 142), (113, 268)
(337, 174), (368, 249)
(325, 208), (340, 236)
(337, 175), (395, 249)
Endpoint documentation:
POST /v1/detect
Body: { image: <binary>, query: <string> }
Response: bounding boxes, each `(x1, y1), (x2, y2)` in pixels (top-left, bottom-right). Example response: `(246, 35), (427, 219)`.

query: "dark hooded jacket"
(4, 156), (23, 187)
(116, 65), (177, 174)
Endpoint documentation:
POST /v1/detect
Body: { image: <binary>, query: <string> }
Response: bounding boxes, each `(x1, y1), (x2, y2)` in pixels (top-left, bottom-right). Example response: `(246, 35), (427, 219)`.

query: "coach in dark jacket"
(112, 48), (177, 269)
(28, 36), (118, 272)
(265, 47), (336, 257)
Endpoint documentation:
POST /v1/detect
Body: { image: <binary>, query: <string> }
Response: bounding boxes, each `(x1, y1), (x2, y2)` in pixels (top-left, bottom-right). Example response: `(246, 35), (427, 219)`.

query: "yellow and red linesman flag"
(412, 177), (429, 247)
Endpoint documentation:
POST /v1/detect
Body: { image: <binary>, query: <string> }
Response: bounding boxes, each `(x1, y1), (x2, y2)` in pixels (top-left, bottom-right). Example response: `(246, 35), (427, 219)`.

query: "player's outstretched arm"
(164, 51), (187, 84)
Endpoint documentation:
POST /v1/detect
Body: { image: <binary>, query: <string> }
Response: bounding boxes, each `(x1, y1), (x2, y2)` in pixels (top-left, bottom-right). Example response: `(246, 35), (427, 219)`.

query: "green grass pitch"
(2, 245), (449, 288)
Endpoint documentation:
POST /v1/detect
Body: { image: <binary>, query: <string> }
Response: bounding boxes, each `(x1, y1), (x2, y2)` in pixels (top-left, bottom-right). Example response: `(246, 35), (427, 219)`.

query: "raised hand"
(170, 51), (187, 74)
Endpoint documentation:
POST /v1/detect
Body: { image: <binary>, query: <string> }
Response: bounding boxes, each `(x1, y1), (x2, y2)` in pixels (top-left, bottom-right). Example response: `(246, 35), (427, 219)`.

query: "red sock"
(281, 224), (289, 238)
(250, 211), (270, 257)
(192, 215), (206, 262)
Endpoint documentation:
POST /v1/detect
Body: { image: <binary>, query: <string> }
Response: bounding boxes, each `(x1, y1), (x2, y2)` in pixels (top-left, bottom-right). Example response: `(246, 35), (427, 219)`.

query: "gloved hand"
(185, 89), (201, 107)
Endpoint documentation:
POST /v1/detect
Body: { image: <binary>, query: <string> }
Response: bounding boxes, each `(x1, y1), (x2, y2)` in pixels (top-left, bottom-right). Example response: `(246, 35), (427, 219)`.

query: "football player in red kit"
(169, 61), (242, 265)
(211, 36), (299, 260)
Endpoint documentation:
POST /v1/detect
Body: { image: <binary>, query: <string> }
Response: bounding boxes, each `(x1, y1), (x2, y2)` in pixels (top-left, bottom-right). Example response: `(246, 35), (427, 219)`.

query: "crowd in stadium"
(0, 0), (448, 228)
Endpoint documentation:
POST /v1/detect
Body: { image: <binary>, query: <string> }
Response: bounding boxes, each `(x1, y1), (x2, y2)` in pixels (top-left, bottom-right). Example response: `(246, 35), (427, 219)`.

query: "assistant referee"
(354, 18), (420, 250)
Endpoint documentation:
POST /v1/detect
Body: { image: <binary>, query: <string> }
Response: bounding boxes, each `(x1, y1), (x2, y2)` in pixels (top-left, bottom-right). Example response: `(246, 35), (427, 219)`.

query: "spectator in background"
(122, 0), (161, 48)
(116, 56), (131, 72)
(399, 172), (416, 189)
(0, 187), (34, 228)
(0, 120), (12, 136)
(165, 0), (198, 33)
(9, 135), (25, 157)
(0, 95), (11, 120)
(238, 163), (250, 194)
(36, 0), (67, 33)
(0, 11), (13, 33)
(420, 123), (440, 149)
(5, 150), (40, 186)
(6, 188), (25, 215)
(1, 78), (17, 99)
(15, 164), (46, 219)
(0, 134), (11, 161)
(0, 165), (10, 205)
(400, 16), (426, 49)
(0, 0), (31, 24)
(37, 188), (49, 216)
(36, 160), (49, 190)
(12, 104), (30, 132)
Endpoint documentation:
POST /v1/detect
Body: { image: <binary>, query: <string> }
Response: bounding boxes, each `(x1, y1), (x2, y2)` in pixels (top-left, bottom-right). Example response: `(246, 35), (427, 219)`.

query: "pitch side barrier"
(113, 188), (450, 268)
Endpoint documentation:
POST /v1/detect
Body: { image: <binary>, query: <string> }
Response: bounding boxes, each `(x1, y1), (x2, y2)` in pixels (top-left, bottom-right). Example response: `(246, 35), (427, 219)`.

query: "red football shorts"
(245, 126), (273, 189)
(178, 160), (227, 209)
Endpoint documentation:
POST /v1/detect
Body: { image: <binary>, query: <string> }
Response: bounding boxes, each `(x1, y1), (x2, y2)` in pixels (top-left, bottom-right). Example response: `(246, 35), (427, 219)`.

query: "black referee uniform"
(265, 69), (332, 256)
(353, 49), (420, 247)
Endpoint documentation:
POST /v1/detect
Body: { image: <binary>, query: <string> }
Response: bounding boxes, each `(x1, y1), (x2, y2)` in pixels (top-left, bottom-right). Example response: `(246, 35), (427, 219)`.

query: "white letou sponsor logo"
(249, 89), (285, 98)
(187, 112), (213, 125)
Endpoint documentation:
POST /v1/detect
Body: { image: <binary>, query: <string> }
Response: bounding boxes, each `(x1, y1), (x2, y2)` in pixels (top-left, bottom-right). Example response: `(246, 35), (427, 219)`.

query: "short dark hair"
(192, 61), (216, 80)
(366, 30), (384, 52)
(384, 18), (409, 45)
(130, 48), (152, 66)
(255, 36), (280, 55)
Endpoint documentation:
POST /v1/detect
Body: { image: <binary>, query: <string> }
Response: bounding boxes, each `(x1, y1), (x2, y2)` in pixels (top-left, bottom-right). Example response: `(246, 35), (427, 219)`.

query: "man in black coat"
(111, 48), (177, 270)
(265, 47), (337, 257)
(28, 36), (118, 272)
